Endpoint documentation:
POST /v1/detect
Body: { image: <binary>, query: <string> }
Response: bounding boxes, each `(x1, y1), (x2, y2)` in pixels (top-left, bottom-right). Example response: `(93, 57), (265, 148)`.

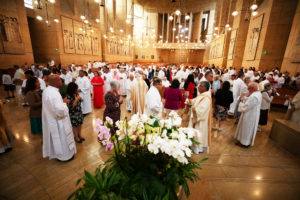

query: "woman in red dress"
(91, 71), (104, 108)
(180, 74), (196, 108)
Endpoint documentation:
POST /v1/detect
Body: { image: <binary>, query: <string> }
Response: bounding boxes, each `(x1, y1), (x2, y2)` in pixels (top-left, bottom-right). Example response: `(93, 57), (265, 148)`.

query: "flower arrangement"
(69, 111), (207, 200)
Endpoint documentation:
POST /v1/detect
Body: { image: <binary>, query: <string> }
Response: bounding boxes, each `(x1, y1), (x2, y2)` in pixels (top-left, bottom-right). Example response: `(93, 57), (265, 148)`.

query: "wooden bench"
(271, 86), (297, 105)
(270, 119), (300, 155)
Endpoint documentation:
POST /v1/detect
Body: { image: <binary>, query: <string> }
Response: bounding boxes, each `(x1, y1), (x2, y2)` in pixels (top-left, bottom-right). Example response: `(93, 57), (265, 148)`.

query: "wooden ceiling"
(135, 0), (217, 13)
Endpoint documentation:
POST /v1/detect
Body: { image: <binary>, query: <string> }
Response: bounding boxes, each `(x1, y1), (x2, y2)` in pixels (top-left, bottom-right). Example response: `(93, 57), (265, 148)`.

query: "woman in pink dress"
(91, 71), (104, 108)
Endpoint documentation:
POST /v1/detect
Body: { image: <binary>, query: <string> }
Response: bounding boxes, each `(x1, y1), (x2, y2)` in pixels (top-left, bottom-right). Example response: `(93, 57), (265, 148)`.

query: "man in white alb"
(235, 82), (262, 147)
(145, 77), (163, 118)
(229, 71), (245, 114)
(42, 75), (76, 161)
(76, 70), (92, 115)
(60, 68), (72, 85)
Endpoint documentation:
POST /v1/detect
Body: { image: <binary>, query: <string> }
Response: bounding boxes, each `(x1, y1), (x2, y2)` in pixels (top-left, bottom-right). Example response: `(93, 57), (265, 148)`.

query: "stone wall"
(281, 1), (300, 76)
(0, 0), (34, 69)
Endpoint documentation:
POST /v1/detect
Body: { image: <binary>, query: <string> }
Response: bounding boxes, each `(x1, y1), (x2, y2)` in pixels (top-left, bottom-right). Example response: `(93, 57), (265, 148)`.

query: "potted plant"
(69, 111), (207, 200)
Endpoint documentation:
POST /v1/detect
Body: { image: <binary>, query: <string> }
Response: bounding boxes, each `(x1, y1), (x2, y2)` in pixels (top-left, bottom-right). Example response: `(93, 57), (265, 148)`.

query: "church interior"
(0, 0), (300, 199)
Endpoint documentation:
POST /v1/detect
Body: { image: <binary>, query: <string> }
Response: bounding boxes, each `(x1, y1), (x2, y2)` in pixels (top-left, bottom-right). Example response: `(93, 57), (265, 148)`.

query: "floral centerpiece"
(69, 111), (207, 200)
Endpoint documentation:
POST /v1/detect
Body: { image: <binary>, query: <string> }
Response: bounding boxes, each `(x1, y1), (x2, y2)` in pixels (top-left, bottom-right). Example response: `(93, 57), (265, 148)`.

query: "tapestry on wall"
(291, 28), (300, 63)
(209, 40), (217, 59)
(61, 16), (75, 54)
(84, 31), (92, 55)
(216, 34), (225, 58)
(92, 28), (100, 56)
(228, 29), (237, 60)
(245, 14), (264, 61)
(0, 12), (24, 54)
(73, 20), (84, 54)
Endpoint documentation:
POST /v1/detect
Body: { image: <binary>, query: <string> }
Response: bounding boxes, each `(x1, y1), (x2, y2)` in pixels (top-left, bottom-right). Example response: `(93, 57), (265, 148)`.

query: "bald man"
(42, 75), (76, 161)
(234, 82), (262, 147)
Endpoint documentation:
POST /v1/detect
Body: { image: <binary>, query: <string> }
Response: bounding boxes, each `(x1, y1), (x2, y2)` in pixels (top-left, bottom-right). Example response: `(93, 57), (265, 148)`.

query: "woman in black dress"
(213, 81), (233, 131)
(66, 82), (84, 143)
(103, 81), (123, 125)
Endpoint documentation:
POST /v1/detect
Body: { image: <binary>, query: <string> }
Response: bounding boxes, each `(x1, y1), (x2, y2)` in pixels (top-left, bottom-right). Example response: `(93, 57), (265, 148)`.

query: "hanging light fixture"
(80, 15), (85, 20)
(103, 34), (107, 39)
(36, 15), (43, 21)
(228, 27), (232, 31)
(232, 11), (238, 16)
(172, 27), (176, 31)
(185, 15), (190, 20)
(185, 27), (188, 31)
(84, 19), (88, 24)
(96, 19), (100, 23)
(54, 18), (59, 23)
(225, 24), (230, 28)
(120, 29), (124, 33)
(95, 0), (100, 2)
(250, 2), (258, 10)
(175, 10), (181, 15)
(178, 24), (182, 28)
(49, 0), (55, 3)
(169, 16), (174, 20)
(126, 19), (130, 24)
(252, 11), (258, 16)
(214, 27), (219, 30)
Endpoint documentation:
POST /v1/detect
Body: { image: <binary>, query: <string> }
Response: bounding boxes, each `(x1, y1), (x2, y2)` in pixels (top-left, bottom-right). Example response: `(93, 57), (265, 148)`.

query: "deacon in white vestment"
(188, 81), (212, 154)
(102, 67), (113, 95)
(60, 69), (72, 85)
(229, 72), (245, 113)
(145, 78), (163, 118)
(235, 82), (262, 146)
(126, 74), (134, 112)
(75, 71), (92, 114)
(42, 75), (76, 161)
(130, 72), (148, 114)
(119, 69), (127, 96)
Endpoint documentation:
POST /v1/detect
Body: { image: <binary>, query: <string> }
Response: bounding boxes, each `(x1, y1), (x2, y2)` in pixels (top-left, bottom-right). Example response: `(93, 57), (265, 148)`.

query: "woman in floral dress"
(103, 81), (123, 125)
(66, 82), (84, 143)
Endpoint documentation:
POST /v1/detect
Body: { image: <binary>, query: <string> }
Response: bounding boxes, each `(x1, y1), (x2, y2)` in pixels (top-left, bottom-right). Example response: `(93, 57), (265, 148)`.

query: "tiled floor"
(0, 95), (299, 200)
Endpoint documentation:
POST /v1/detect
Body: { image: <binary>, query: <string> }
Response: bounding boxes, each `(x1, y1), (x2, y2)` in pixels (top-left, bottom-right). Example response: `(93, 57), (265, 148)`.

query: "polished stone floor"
(0, 94), (299, 200)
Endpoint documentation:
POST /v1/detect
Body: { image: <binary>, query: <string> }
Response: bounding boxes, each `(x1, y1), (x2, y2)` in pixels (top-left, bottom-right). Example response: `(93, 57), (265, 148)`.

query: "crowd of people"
(1, 60), (300, 157)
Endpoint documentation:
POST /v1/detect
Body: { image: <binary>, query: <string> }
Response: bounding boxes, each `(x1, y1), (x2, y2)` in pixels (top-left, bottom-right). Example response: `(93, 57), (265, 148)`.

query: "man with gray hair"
(235, 82), (262, 147)
(188, 81), (212, 153)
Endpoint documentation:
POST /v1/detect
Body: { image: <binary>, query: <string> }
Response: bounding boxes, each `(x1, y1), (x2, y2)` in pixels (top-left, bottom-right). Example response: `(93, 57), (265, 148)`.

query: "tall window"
(24, 0), (34, 9)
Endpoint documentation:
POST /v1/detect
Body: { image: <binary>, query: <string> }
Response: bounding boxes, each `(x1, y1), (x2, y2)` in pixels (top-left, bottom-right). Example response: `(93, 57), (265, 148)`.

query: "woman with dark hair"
(91, 71), (104, 108)
(184, 74), (196, 99)
(66, 82), (84, 143)
(213, 81), (233, 131)
(25, 77), (42, 134)
(164, 79), (183, 118)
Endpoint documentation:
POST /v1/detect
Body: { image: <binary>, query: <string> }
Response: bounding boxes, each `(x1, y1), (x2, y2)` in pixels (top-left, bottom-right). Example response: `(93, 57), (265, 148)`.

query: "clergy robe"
(188, 91), (212, 153)
(235, 91), (262, 146)
(42, 86), (76, 161)
(145, 86), (163, 118)
(102, 72), (113, 95)
(130, 77), (148, 114)
(290, 91), (300, 125)
(229, 78), (244, 113)
(60, 73), (72, 85)
(125, 79), (134, 111)
(119, 72), (127, 95)
(76, 76), (92, 114)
